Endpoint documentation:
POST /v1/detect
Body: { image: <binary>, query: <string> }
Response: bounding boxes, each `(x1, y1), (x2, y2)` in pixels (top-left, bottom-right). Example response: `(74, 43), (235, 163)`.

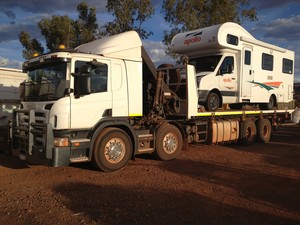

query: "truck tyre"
(155, 124), (182, 161)
(93, 127), (132, 172)
(240, 119), (257, 145)
(259, 95), (276, 110)
(205, 92), (220, 112)
(256, 118), (272, 143)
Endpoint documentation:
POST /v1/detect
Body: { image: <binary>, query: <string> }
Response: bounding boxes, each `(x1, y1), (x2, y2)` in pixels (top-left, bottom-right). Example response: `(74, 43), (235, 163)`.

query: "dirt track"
(0, 125), (300, 225)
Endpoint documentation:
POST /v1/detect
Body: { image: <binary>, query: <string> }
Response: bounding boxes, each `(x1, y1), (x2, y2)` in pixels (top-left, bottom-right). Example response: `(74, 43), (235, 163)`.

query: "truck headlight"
(54, 137), (69, 147)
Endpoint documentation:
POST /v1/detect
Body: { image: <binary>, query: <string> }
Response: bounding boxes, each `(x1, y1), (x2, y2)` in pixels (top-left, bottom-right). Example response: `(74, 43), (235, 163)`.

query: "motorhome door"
(241, 47), (253, 98)
(218, 55), (238, 98)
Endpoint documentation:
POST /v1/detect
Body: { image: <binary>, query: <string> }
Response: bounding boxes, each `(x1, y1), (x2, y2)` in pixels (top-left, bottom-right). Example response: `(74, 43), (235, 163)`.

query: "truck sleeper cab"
(170, 22), (295, 112)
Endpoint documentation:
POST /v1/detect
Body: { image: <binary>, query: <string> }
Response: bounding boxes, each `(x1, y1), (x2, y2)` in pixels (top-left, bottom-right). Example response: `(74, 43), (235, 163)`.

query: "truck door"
(70, 58), (112, 129)
(218, 55), (237, 98)
(241, 47), (253, 98)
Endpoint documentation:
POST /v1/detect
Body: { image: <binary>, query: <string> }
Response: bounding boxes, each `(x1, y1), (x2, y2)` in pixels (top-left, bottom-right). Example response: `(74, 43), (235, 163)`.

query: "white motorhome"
(171, 22), (295, 111)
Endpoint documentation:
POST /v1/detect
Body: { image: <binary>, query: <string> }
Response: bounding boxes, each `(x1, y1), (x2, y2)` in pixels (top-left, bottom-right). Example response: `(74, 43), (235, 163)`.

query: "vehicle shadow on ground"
(54, 182), (299, 225)
(231, 125), (300, 172)
(162, 157), (300, 215)
(0, 153), (30, 169)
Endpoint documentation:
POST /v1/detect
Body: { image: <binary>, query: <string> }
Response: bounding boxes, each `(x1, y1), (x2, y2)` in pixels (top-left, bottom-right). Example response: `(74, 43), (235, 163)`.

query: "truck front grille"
(12, 109), (53, 160)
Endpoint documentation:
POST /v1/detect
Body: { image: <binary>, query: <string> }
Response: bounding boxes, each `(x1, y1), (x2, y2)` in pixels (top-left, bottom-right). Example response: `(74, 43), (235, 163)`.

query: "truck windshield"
(189, 55), (222, 73)
(20, 62), (68, 101)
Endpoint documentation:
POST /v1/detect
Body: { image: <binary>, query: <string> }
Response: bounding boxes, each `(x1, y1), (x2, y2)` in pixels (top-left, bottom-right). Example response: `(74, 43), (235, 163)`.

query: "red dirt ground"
(0, 125), (300, 225)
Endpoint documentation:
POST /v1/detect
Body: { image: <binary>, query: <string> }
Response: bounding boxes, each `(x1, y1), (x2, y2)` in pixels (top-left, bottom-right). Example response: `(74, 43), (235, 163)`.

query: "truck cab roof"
(75, 31), (142, 61)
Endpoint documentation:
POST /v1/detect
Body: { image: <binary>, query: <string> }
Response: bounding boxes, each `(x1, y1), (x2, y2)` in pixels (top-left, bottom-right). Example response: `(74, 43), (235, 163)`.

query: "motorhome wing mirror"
(227, 64), (233, 74)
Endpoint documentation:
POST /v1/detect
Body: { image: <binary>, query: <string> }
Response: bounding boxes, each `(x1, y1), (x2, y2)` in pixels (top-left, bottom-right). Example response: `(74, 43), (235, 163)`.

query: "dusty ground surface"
(0, 125), (300, 225)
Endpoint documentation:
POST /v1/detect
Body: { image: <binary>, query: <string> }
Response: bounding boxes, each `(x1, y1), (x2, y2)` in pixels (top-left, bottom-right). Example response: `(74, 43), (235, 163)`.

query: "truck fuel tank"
(211, 120), (239, 144)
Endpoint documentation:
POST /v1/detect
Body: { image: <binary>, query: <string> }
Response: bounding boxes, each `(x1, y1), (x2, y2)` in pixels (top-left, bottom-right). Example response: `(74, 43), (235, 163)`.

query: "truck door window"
(219, 56), (234, 75)
(75, 61), (108, 93)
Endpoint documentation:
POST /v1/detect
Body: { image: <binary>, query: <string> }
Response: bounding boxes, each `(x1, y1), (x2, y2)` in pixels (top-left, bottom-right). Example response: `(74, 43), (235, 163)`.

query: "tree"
(38, 15), (76, 51)
(105, 0), (154, 39)
(19, 2), (99, 59)
(74, 2), (99, 46)
(162, 0), (257, 49)
(19, 31), (44, 59)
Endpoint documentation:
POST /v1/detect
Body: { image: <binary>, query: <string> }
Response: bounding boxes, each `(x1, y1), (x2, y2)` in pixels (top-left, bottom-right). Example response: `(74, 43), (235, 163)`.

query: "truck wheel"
(240, 119), (257, 145)
(256, 119), (272, 143)
(93, 128), (132, 172)
(259, 95), (276, 110)
(155, 124), (182, 160)
(205, 92), (220, 112)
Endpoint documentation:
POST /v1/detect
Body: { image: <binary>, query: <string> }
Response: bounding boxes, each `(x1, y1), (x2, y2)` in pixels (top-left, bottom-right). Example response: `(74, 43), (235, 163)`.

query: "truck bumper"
(52, 147), (71, 167)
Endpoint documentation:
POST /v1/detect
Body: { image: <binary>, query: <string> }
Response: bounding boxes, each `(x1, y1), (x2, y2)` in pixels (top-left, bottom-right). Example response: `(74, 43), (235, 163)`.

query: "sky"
(0, 0), (300, 82)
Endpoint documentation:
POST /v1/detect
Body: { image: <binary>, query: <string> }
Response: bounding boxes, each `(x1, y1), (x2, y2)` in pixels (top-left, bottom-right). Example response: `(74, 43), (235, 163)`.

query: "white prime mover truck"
(171, 22), (295, 111)
(10, 28), (294, 172)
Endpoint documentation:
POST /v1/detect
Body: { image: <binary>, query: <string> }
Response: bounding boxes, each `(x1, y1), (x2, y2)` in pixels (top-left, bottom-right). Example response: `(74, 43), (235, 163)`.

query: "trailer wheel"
(259, 95), (276, 110)
(93, 128), (132, 172)
(256, 119), (272, 143)
(155, 124), (182, 160)
(205, 92), (220, 112)
(240, 119), (257, 145)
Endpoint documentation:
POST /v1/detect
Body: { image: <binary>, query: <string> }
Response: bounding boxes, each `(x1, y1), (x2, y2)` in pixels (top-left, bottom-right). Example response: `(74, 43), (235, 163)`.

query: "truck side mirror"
(73, 65), (92, 97)
(74, 75), (91, 97)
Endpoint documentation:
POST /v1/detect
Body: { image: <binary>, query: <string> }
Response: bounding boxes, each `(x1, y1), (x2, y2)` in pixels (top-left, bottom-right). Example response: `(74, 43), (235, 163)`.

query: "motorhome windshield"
(21, 61), (69, 101)
(189, 55), (222, 74)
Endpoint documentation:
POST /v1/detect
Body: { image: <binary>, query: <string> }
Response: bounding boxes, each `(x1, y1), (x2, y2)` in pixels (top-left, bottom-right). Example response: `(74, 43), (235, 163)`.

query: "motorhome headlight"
(54, 137), (69, 147)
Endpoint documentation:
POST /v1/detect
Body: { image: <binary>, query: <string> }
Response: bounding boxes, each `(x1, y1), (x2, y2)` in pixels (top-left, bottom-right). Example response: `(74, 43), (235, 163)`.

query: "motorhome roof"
(75, 31), (142, 61)
(170, 22), (287, 57)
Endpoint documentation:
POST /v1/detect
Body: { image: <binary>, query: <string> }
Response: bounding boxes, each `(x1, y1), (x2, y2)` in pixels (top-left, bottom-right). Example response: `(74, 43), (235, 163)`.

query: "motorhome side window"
(219, 56), (234, 75)
(282, 58), (293, 74)
(262, 53), (273, 71)
(244, 50), (251, 65)
(227, 34), (238, 46)
(75, 61), (108, 93)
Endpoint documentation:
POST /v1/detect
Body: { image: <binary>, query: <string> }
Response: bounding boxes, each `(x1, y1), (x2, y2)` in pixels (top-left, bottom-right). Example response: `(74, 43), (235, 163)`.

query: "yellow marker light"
(58, 44), (66, 50)
(54, 137), (69, 147)
(32, 52), (39, 57)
